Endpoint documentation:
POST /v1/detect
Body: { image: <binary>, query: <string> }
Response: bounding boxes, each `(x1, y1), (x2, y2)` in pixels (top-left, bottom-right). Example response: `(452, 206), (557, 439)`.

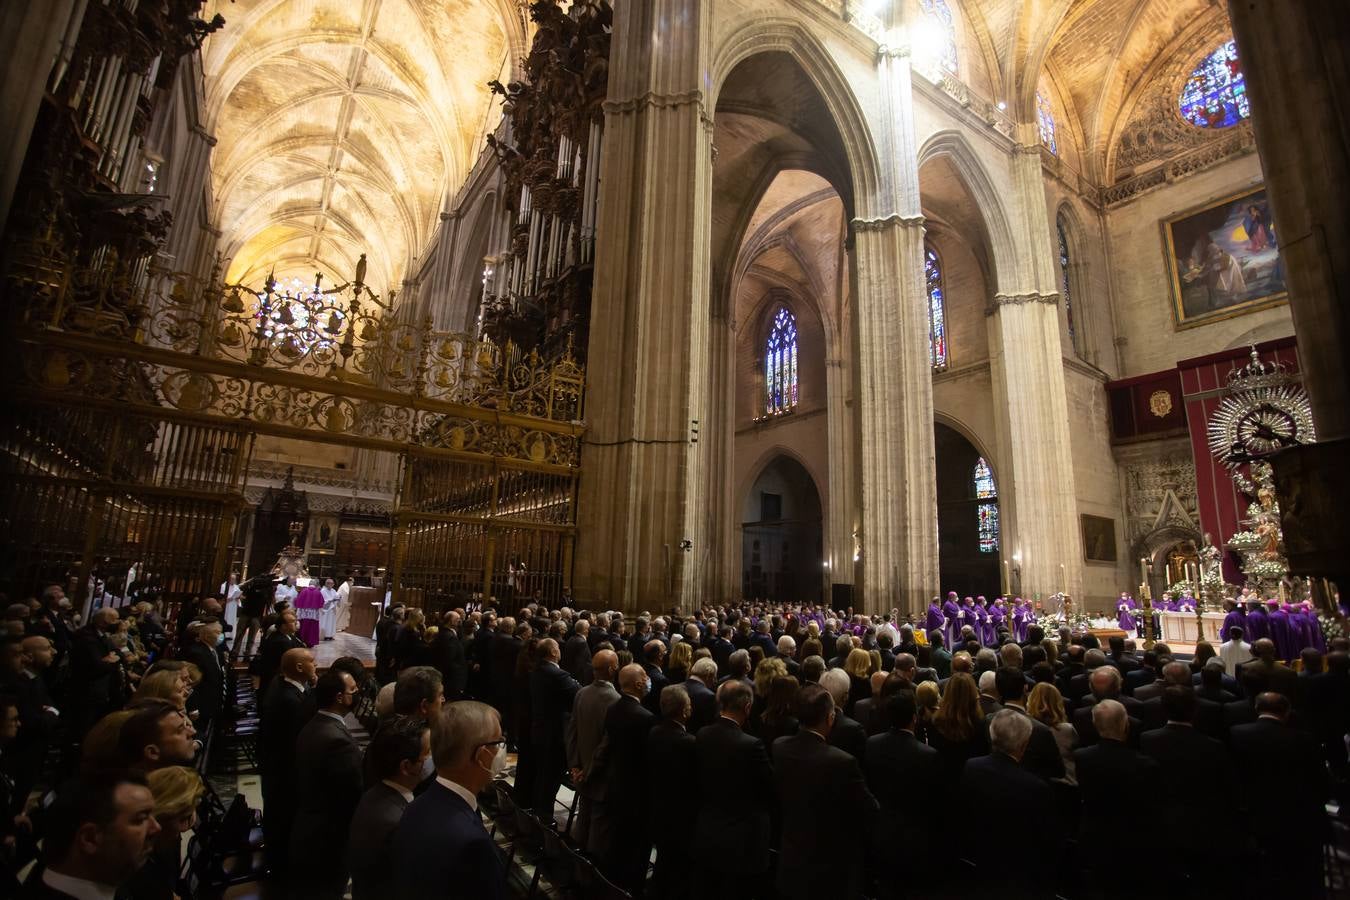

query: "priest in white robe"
(319, 577), (340, 640)
(335, 576), (352, 634)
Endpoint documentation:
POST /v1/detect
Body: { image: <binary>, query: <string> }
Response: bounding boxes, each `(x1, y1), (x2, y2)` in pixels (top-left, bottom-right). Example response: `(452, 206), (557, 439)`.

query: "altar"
(1160, 610), (1226, 645)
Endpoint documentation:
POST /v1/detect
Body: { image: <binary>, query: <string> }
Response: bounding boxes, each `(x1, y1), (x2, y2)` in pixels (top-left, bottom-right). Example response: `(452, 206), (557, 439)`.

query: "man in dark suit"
(180, 618), (227, 735)
(289, 669), (363, 897)
(488, 618), (523, 737)
(67, 607), (123, 738)
(1133, 659), (1188, 702)
(1229, 692), (1329, 896)
(1123, 650), (1160, 694)
(347, 715), (429, 899)
(1139, 687), (1231, 883)
(392, 701), (508, 900)
(749, 621), (776, 658)
(865, 690), (940, 892)
(1073, 666), (1144, 746)
(562, 620), (592, 683)
(709, 626), (735, 675)
(1075, 699), (1158, 879)
(993, 666), (1065, 781)
(589, 663), (658, 895)
(1106, 635), (1140, 675)
(528, 637), (581, 813)
(255, 610), (305, 693)
(693, 679), (773, 900)
(641, 639), (669, 715)
(819, 668), (867, 761)
(1237, 639), (1300, 700)
(647, 685), (698, 900)
(772, 682), (878, 900)
(683, 657), (719, 733)
(259, 647), (314, 878)
(851, 671), (889, 736)
(959, 710), (1058, 894)
(20, 771), (160, 899)
(434, 611), (468, 700)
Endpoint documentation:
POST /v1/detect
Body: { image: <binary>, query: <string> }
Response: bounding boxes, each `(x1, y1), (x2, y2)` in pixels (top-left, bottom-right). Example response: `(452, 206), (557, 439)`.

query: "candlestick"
(1139, 557), (1148, 586)
(1002, 559), (1011, 597)
(1059, 563), (1066, 597)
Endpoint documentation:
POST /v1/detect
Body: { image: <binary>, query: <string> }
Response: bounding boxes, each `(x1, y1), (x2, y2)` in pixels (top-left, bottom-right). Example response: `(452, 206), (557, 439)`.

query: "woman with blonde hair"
(1027, 681), (1077, 782)
(845, 648), (873, 714)
(666, 640), (693, 683)
(751, 656), (788, 732)
(134, 668), (190, 712)
(127, 765), (207, 898)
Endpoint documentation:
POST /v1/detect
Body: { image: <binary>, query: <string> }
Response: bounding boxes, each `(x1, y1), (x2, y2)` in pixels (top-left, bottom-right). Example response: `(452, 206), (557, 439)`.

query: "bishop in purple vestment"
(990, 599), (1006, 642)
(1243, 601), (1269, 642)
(1265, 600), (1297, 662)
(1116, 593), (1137, 633)
(294, 585), (324, 647)
(942, 593), (962, 648)
(1220, 601), (1246, 642)
(926, 598), (945, 638)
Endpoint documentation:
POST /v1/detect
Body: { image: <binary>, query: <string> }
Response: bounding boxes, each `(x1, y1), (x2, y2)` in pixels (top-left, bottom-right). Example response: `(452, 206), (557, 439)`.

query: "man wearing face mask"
(68, 607), (124, 739)
(289, 670), (363, 898)
(392, 700), (508, 900)
(180, 620), (226, 735)
(346, 715), (430, 899)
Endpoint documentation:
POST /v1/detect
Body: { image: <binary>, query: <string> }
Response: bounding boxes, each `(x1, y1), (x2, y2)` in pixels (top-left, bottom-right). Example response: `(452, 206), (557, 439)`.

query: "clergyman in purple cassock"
(926, 599), (945, 639)
(1116, 594), (1137, 633)
(989, 600), (1006, 642)
(1243, 601), (1269, 642)
(1011, 599), (1029, 643)
(1265, 600), (1297, 662)
(942, 593), (961, 648)
(1220, 601), (1246, 641)
(294, 585), (324, 647)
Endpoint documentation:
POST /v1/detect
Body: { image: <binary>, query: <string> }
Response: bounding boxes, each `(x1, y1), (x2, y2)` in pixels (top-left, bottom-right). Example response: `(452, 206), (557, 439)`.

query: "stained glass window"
(765, 306), (798, 415)
(1179, 40), (1250, 129)
(920, 0), (958, 74)
(1057, 217), (1076, 350)
(973, 457), (998, 553)
(925, 243), (948, 371)
(1036, 92), (1057, 155)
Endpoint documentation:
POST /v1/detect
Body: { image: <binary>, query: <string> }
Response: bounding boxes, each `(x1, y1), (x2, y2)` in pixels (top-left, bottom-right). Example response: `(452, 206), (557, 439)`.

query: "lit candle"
(1002, 560), (1011, 596)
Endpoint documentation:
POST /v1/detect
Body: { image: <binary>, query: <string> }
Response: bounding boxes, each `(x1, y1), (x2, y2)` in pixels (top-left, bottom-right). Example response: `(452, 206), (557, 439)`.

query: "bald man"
(589, 663), (657, 892)
(260, 647), (315, 877)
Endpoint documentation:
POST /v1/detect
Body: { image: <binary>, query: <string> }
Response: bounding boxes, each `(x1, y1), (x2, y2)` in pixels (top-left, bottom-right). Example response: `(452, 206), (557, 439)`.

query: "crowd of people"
(0, 579), (1345, 899)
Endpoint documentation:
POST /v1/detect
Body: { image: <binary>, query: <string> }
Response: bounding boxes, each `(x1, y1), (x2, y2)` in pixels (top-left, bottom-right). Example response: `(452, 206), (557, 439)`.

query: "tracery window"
(765, 306), (798, 416)
(1056, 217), (1077, 352)
(925, 243), (948, 371)
(1036, 92), (1058, 155)
(1179, 40), (1250, 129)
(920, 0), (958, 74)
(973, 457), (999, 553)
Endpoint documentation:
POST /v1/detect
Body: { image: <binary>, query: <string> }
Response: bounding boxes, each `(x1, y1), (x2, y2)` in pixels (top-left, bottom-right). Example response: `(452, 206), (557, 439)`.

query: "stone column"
(574, 0), (712, 613)
(1226, 0), (1350, 441)
(986, 133), (1082, 601)
(850, 32), (938, 615)
(824, 351), (856, 591)
(702, 308), (739, 601)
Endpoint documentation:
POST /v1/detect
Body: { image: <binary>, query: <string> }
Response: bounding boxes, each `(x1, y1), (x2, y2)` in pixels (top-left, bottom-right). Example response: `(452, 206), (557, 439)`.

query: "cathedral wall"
(1062, 364), (1128, 612)
(924, 227), (990, 368)
(1104, 153), (1294, 378)
(1041, 181), (1116, 376)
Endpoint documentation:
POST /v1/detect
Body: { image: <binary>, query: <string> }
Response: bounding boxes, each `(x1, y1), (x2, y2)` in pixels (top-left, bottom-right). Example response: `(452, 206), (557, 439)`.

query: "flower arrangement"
(1319, 615), (1345, 643)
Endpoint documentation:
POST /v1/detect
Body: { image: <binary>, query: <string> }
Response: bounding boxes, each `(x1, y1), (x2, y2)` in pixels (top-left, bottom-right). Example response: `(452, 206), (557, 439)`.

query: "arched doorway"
(935, 423), (1001, 598)
(741, 456), (823, 604)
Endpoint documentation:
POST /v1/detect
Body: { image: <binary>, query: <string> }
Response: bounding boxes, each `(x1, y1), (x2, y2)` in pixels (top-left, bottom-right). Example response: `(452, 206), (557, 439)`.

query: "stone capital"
(850, 213), (925, 233)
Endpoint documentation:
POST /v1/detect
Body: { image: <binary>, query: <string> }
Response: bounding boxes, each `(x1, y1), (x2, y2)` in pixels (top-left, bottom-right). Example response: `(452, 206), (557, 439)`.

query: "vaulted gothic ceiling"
(923, 0), (1231, 180)
(202, 0), (525, 293)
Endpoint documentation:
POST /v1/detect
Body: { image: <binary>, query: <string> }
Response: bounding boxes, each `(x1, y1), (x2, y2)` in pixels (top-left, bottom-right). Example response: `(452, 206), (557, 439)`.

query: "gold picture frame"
(1162, 184), (1288, 330)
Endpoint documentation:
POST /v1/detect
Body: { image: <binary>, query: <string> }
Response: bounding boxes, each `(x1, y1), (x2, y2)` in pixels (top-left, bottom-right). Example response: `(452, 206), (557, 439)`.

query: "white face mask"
(420, 753), (436, 781)
(480, 742), (507, 779)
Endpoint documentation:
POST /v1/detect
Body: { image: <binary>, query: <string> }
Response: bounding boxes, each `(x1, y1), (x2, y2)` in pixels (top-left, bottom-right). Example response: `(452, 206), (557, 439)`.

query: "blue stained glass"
(1037, 92), (1057, 155)
(920, 0), (958, 74)
(1179, 40), (1250, 129)
(1057, 219), (1075, 348)
(973, 457), (996, 499)
(978, 503), (999, 553)
(925, 244), (948, 371)
(765, 306), (798, 415)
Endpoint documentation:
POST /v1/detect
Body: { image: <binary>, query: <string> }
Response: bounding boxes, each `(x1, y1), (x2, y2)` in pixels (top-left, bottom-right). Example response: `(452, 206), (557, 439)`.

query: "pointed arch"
(916, 131), (1017, 292)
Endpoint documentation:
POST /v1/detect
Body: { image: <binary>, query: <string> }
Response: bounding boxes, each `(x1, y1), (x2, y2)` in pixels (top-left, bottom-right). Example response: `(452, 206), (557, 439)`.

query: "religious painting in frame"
(306, 514), (339, 555)
(1162, 184), (1288, 329)
(1080, 514), (1118, 564)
